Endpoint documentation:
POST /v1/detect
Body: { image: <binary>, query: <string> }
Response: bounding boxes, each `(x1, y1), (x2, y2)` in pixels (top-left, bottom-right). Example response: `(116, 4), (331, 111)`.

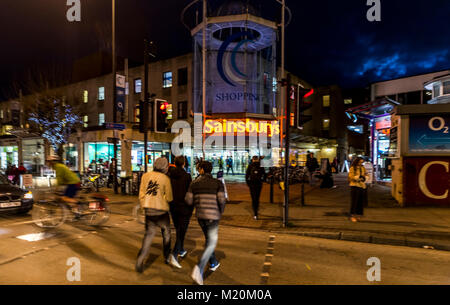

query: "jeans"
(249, 183), (263, 217)
(197, 219), (219, 273)
(137, 212), (171, 263)
(308, 170), (315, 186)
(170, 207), (192, 256)
(350, 187), (365, 216)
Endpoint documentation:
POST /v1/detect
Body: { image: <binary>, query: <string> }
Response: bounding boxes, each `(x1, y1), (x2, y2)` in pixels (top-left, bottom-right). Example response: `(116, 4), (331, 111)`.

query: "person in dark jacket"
(185, 161), (226, 285)
(306, 153), (319, 186)
(168, 156), (193, 268)
(246, 156), (265, 220)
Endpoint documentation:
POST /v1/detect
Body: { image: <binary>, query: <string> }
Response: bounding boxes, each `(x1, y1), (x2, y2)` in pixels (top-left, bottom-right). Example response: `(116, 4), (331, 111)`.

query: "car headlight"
(24, 191), (33, 199)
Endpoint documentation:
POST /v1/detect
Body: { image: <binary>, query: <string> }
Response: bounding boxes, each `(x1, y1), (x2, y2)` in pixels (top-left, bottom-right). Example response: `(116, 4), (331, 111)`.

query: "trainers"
(191, 265), (203, 285)
(179, 250), (188, 258)
(209, 262), (220, 272)
(168, 254), (182, 269)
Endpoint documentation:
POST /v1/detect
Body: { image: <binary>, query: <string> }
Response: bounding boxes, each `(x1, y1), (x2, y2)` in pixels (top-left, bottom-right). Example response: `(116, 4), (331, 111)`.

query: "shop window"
(178, 68), (188, 86)
(443, 81), (450, 95)
(423, 90), (432, 103)
(83, 90), (88, 103)
(99, 113), (105, 126)
(98, 87), (105, 101)
(23, 139), (45, 174)
(177, 101), (187, 119)
(322, 95), (330, 107)
(163, 72), (172, 88)
(134, 78), (142, 94)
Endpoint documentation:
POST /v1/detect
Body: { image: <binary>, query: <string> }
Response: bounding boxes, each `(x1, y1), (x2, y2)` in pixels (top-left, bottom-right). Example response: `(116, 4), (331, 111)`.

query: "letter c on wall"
(418, 161), (449, 200)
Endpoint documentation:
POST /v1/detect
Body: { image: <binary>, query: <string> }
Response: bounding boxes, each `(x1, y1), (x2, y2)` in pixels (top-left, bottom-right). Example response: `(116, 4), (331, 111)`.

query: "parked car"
(0, 174), (34, 214)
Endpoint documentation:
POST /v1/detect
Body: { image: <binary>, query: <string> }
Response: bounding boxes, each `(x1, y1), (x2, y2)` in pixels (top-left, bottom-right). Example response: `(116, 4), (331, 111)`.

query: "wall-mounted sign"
(204, 119), (280, 137)
(375, 116), (391, 130)
(409, 115), (450, 152)
(404, 157), (450, 206)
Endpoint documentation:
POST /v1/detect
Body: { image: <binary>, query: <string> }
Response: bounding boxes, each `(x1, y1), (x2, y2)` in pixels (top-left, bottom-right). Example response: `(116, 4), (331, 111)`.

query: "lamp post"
(112, 0), (118, 194)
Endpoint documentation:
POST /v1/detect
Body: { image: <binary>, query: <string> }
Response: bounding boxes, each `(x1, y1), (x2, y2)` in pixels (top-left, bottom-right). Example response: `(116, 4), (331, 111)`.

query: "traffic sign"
(105, 123), (126, 130)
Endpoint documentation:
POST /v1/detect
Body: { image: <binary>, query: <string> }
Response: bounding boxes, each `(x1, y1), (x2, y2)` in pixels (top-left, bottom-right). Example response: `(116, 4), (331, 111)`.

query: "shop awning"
(346, 97), (400, 119)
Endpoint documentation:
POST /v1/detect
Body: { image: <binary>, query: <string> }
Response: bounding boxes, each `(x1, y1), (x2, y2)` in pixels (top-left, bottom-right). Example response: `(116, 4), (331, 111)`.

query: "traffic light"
(138, 100), (149, 133)
(155, 99), (169, 132)
(297, 87), (314, 128)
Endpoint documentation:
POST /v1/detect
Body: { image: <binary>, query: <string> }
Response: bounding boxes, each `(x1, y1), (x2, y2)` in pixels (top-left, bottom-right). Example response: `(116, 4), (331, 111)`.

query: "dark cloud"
(1, 0), (449, 99)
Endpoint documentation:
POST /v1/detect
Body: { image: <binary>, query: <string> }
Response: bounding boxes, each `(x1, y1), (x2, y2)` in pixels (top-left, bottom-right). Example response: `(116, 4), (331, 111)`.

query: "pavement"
(76, 173), (450, 251)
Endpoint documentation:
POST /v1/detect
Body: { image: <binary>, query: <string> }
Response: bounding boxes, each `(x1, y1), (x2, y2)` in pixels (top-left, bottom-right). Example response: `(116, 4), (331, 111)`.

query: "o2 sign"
(428, 117), (449, 134)
(409, 115), (450, 152)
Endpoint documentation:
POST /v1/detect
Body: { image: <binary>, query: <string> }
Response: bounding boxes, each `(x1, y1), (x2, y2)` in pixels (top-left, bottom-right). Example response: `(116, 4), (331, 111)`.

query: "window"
(178, 101), (187, 119)
(178, 68), (188, 86)
(134, 78), (142, 94)
(433, 83), (440, 98)
(322, 95), (330, 107)
(0, 110), (3, 119)
(83, 115), (89, 128)
(98, 87), (105, 101)
(83, 90), (88, 103)
(263, 72), (269, 89)
(135, 106), (140, 123)
(99, 113), (105, 126)
(322, 119), (330, 130)
(344, 99), (352, 105)
(444, 81), (450, 95)
(163, 72), (172, 88)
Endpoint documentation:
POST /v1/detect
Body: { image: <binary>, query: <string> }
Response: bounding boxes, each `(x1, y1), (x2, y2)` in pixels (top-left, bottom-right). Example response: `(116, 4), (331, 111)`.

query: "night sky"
(1, 0), (449, 100)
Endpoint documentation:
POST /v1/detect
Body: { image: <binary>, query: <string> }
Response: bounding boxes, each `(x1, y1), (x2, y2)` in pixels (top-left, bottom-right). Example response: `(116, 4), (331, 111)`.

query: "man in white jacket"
(135, 157), (178, 273)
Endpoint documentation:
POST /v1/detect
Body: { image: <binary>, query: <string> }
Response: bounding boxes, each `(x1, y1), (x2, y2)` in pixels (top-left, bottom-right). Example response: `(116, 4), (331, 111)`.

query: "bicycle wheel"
(132, 204), (145, 224)
(80, 201), (111, 226)
(32, 201), (68, 228)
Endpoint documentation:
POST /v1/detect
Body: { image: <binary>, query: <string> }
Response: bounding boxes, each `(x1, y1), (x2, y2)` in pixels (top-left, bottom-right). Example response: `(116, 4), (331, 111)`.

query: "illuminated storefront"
(22, 138), (45, 175)
(131, 141), (171, 172)
(196, 117), (280, 175)
(84, 142), (121, 172)
(347, 98), (400, 182)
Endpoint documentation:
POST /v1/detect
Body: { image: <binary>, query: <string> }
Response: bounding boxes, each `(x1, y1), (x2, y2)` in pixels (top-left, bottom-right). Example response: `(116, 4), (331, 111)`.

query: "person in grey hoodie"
(185, 161), (226, 285)
(135, 157), (178, 273)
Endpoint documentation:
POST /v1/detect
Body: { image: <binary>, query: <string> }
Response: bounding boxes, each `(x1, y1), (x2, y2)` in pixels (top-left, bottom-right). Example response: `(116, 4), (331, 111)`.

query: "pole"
(283, 74), (291, 227)
(144, 39), (149, 173)
(279, 0), (286, 156)
(202, 0), (207, 159)
(112, 0), (118, 194)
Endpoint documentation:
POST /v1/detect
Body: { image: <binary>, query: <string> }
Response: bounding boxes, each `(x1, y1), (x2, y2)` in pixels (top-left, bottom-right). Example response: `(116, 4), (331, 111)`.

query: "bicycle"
(32, 192), (110, 228)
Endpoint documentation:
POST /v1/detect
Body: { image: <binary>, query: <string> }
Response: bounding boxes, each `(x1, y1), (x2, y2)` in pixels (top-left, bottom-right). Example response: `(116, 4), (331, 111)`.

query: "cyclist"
(46, 155), (81, 205)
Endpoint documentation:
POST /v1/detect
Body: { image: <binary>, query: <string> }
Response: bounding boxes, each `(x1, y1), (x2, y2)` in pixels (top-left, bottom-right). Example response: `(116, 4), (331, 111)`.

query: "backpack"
(249, 165), (264, 182)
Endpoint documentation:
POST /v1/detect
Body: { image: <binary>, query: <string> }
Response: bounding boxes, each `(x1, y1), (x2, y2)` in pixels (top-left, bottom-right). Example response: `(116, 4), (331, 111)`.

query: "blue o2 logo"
(217, 31), (256, 87)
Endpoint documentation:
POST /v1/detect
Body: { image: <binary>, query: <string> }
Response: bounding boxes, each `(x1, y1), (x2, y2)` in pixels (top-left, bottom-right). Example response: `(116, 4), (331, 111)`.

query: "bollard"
(270, 177), (274, 203)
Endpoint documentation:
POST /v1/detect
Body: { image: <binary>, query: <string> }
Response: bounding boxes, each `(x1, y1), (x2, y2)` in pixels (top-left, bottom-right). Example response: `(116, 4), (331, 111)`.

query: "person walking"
(246, 156), (265, 220)
(306, 153), (319, 186)
(135, 157), (179, 273)
(226, 156), (234, 175)
(185, 161), (226, 285)
(348, 157), (368, 222)
(168, 156), (193, 268)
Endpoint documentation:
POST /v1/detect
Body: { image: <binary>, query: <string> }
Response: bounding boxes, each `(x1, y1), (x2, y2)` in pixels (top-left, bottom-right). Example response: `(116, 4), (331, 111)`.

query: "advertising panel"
(403, 157), (450, 206)
(409, 115), (450, 153)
